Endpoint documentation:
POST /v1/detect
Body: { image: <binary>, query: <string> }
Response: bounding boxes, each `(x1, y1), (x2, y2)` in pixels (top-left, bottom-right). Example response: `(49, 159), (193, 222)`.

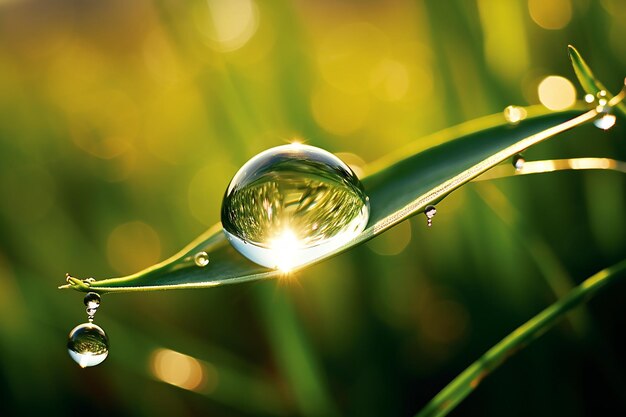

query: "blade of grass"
(61, 106), (601, 293)
(474, 182), (589, 331)
(477, 158), (626, 180)
(414, 258), (626, 417)
(568, 45), (626, 118)
(255, 286), (340, 417)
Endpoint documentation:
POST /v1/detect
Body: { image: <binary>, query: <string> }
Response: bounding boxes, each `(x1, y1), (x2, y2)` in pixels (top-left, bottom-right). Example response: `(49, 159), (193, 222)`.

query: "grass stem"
(415, 259), (626, 417)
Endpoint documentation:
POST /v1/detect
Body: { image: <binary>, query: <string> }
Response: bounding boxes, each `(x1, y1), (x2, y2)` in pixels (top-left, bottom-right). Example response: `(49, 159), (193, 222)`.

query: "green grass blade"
(61, 106), (598, 293)
(568, 45), (626, 118)
(255, 287), (340, 417)
(414, 258), (626, 417)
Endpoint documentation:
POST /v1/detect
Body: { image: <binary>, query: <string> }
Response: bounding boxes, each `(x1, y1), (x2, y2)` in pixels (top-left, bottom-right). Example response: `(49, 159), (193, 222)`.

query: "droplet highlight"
(194, 251), (210, 267)
(221, 144), (370, 271)
(67, 323), (109, 368)
(425, 205), (437, 227)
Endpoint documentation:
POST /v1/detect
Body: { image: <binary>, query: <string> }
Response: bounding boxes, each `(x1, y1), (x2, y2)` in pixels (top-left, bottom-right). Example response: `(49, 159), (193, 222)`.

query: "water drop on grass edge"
(221, 144), (370, 271)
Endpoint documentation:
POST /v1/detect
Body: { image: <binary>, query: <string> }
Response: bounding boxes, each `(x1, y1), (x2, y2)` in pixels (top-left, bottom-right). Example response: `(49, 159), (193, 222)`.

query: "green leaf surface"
(62, 105), (597, 293)
(568, 45), (626, 118)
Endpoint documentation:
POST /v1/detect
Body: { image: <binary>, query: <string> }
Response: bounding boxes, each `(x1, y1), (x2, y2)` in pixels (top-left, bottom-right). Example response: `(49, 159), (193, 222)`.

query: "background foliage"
(0, 0), (625, 416)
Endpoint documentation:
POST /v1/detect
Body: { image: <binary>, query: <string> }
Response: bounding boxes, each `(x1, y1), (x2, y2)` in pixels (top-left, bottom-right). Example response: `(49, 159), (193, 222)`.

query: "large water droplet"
(67, 323), (109, 368)
(221, 144), (370, 271)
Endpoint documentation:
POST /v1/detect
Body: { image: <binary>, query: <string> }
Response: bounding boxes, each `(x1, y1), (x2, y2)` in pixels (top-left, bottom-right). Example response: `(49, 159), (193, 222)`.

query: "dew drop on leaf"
(591, 90), (617, 130)
(221, 143), (370, 271)
(425, 205), (437, 227)
(67, 323), (109, 368)
(83, 292), (101, 321)
(512, 154), (525, 171)
(503, 105), (527, 125)
(194, 251), (210, 267)
(83, 292), (100, 308)
(594, 113), (617, 130)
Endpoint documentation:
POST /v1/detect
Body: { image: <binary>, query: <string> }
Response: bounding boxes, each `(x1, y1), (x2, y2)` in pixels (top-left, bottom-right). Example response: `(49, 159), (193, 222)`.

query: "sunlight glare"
(270, 229), (299, 272)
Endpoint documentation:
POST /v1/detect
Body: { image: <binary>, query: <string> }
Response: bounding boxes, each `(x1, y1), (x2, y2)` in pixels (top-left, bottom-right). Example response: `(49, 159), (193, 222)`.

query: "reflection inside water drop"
(67, 323), (109, 368)
(221, 144), (370, 271)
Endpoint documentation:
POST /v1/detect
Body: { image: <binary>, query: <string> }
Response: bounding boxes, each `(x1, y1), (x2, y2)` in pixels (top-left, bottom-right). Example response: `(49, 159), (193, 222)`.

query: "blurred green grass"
(1, 0), (625, 416)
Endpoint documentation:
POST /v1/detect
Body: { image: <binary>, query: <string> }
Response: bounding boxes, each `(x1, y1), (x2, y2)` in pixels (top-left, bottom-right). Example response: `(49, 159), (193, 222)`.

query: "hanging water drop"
(221, 143), (370, 271)
(584, 94), (595, 104)
(503, 106), (527, 125)
(594, 113), (617, 130)
(67, 323), (109, 368)
(425, 205), (437, 227)
(84, 292), (100, 321)
(67, 290), (109, 367)
(84, 292), (101, 309)
(512, 154), (525, 171)
(194, 251), (210, 267)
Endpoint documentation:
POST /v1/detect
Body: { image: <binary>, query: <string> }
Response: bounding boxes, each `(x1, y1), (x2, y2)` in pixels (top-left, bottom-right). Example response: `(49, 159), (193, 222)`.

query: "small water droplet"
(584, 94), (595, 104)
(512, 154), (525, 171)
(84, 292), (101, 309)
(425, 205), (437, 227)
(194, 251), (209, 267)
(594, 113), (617, 130)
(503, 105), (527, 125)
(594, 90), (611, 113)
(591, 90), (617, 130)
(83, 292), (100, 321)
(67, 323), (109, 368)
(86, 307), (97, 320)
(221, 144), (370, 271)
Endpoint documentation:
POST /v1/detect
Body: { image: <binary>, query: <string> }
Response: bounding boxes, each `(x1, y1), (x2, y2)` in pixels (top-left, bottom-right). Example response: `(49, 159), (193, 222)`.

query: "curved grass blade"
(414, 258), (626, 417)
(568, 45), (626, 118)
(477, 157), (626, 181)
(61, 106), (598, 293)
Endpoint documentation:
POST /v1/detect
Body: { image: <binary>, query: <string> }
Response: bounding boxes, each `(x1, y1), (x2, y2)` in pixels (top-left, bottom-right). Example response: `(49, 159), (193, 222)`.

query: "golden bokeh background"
(0, 0), (625, 416)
